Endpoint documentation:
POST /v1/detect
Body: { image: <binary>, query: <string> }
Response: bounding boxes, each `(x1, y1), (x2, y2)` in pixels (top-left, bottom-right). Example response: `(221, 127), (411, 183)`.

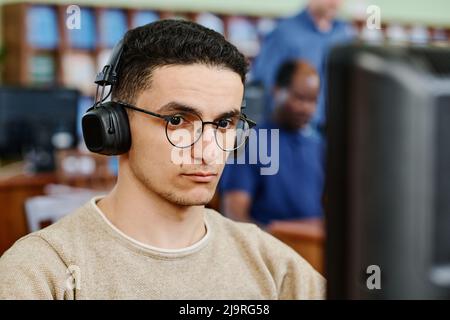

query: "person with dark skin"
(273, 61), (320, 131)
(221, 60), (325, 226)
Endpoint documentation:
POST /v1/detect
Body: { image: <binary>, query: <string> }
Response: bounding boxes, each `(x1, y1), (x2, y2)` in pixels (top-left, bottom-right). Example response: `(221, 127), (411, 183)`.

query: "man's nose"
(191, 125), (220, 164)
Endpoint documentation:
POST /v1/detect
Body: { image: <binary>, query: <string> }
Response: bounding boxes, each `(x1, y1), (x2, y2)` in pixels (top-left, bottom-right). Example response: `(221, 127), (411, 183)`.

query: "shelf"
(0, 0), (449, 26)
(0, 0), (305, 18)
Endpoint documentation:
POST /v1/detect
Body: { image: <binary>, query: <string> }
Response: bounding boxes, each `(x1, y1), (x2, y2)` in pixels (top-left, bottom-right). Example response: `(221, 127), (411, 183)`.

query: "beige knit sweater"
(0, 197), (325, 300)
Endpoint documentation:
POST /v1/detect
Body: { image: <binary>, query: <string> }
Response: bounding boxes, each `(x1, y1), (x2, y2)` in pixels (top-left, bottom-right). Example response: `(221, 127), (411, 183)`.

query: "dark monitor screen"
(325, 44), (450, 299)
(0, 87), (79, 170)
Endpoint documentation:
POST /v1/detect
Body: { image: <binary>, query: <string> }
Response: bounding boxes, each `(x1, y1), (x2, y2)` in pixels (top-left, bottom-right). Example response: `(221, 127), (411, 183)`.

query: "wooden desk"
(0, 172), (116, 255)
(267, 218), (325, 275)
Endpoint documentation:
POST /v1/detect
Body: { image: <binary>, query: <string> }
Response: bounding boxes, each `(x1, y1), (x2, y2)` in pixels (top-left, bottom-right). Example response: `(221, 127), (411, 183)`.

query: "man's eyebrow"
(214, 109), (241, 120)
(156, 101), (240, 119)
(156, 101), (202, 115)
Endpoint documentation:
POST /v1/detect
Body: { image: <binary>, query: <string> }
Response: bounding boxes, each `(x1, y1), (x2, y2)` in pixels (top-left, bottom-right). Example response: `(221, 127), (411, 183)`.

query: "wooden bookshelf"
(2, 2), (448, 96)
(0, 3), (277, 96)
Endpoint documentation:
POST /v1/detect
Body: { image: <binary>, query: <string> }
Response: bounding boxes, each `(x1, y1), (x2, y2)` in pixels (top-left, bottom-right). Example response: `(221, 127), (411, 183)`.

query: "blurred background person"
(250, 0), (355, 134)
(220, 60), (325, 226)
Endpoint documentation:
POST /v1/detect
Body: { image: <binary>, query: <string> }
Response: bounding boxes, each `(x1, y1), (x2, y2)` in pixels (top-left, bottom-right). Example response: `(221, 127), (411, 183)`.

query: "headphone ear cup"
(82, 101), (131, 155)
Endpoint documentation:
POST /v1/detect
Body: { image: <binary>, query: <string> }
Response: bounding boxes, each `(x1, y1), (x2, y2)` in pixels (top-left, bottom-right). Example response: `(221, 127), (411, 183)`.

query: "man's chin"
(185, 190), (215, 206)
(175, 197), (213, 207)
(285, 121), (308, 131)
(166, 188), (215, 206)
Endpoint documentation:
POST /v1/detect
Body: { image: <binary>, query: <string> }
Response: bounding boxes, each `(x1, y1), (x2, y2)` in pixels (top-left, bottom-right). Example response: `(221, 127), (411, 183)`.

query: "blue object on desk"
(27, 5), (59, 49)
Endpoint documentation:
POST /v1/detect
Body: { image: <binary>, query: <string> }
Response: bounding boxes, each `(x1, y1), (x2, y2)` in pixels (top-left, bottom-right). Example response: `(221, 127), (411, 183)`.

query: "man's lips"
(181, 172), (218, 183)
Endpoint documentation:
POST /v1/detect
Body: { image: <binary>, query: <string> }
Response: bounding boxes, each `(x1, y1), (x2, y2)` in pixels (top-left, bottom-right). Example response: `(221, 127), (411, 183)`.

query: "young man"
(0, 20), (325, 299)
(221, 60), (325, 225)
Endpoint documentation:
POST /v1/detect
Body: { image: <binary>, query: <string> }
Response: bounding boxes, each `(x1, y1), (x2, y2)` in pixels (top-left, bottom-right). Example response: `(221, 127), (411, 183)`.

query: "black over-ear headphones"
(81, 39), (132, 155)
(82, 37), (251, 156)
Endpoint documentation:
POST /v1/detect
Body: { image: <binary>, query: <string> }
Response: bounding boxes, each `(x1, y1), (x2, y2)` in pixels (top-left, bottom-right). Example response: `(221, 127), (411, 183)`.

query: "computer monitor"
(0, 87), (79, 171)
(325, 44), (450, 299)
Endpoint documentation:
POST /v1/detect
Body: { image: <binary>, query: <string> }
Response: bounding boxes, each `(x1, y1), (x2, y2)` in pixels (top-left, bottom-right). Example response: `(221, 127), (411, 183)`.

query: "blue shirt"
(251, 9), (355, 128)
(219, 119), (325, 225)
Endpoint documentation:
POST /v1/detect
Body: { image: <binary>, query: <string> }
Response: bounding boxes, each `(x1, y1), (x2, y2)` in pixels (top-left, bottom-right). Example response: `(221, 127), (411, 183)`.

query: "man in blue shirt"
(251, 0), (354, 130)
(220, 60), (325, 225)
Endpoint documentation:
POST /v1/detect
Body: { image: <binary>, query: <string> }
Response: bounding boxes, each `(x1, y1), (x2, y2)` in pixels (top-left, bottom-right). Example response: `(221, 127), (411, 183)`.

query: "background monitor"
(325, 44), (450, 299)
(0, 87), (79, 172)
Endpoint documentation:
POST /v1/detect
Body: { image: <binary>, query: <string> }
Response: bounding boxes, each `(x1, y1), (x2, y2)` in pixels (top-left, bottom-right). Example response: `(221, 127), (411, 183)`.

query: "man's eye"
(217, 119), (231, 129)
(169, 115), (184, 126)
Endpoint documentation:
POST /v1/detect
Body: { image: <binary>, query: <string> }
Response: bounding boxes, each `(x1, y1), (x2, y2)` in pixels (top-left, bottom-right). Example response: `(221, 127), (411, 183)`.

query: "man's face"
(309, 0), (343, 20)
(126, 64), (244, 206)
(276, 70), (320, 130)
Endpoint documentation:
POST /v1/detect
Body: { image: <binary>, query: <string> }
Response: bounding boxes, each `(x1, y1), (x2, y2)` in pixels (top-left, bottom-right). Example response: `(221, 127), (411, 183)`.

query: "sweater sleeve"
(256, 228), (326, 300)
(277, 252), (326, 300)
(0, 235), (72, 300)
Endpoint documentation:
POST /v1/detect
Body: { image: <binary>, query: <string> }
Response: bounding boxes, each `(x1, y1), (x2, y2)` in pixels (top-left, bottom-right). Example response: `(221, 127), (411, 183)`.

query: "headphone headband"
(95, 39), (124, 87)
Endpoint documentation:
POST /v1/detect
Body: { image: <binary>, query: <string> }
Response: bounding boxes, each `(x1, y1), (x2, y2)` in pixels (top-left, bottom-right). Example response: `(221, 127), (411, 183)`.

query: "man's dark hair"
(112, 19), (248, 103)
(275, 60), (319, 89)
(275, 61), (297, 88)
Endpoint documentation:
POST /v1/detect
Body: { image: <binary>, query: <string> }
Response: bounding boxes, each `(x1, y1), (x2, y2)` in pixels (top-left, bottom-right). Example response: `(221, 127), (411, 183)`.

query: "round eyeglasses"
(116, 101), (256, 152)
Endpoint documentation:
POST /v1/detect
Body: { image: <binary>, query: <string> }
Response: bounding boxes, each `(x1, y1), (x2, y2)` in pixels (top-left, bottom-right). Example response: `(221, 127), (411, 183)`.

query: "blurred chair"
(25, 185), (100, 232)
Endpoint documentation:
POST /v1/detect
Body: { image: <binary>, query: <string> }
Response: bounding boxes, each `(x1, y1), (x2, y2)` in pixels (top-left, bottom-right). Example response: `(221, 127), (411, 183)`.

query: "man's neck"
(97, 163), (207, 250)
(307, 7), (333, 33)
